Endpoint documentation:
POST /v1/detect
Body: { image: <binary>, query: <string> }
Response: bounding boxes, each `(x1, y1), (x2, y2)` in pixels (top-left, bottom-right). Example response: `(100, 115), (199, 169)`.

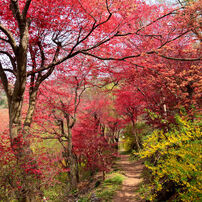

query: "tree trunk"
(132, 120), (140, 151)
(9, 98), (42, 201)
(75, 155), (80, 183)
(67, 128), (78, 190)
(0, 3), (46, 201)
(69, 155), (78, 190)
(8, 53), (42, 201)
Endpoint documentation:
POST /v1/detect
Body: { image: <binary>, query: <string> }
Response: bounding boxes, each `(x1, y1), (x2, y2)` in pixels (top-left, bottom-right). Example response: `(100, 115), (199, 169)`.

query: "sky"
(146, 0), (180, 5)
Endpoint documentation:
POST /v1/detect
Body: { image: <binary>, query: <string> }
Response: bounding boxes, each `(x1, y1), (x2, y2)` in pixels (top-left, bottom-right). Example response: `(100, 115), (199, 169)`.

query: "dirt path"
(113, 154), (144, 202)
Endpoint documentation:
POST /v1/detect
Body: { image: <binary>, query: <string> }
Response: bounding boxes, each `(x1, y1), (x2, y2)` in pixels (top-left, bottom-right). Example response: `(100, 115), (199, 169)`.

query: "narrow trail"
(113, 154), (144, 202)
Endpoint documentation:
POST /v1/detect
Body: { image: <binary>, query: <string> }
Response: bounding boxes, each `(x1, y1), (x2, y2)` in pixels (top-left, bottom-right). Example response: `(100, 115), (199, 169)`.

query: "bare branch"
(0, 51), (16, 71)
(158, 30), (190, 49)
(3, 68), (16, 76)
(81, 29), (199, 62)
(78, 0), (97, 23)
(37, 41), (46, 68)
(135, 8), (183, 35)
(52, 42), (61, 63)
(80, 51), (141, 61)
(0, 24), (17, 52)
(10, 0), (23, 24)
(115, 7), (183, 37)
(92, 79), (119, 89)
(156, 54), (201, 61)
(0, 37), (9, 43)
(39, 43), (61, 81)
(79, 36), (112, 52)
(67, 21), (97, 56)
(22, 0), (32, 19)
(68, 0), (112, 55)
(177, 0), (184, 6)
(106, 0), (112, 15)
(73, 81), (86, 117)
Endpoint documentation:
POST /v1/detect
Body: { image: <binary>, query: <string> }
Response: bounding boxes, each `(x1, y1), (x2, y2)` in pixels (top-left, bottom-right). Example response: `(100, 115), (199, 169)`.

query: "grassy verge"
(78, 172), (125, 202)
(119, 150), (131, 155)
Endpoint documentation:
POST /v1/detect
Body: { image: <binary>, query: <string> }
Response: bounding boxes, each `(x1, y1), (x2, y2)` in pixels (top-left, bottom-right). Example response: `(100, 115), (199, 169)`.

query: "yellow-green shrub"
(138, 116), (202, 201)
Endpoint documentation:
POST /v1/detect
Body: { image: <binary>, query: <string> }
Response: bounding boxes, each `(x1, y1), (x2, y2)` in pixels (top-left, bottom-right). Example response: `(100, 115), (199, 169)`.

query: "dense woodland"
(0, 0), (201, 201)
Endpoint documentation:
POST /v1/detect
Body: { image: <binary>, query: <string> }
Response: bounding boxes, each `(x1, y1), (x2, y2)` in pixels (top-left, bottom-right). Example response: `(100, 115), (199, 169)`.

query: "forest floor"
(113, 154), (145, 202)
(65, 153), (145, 202)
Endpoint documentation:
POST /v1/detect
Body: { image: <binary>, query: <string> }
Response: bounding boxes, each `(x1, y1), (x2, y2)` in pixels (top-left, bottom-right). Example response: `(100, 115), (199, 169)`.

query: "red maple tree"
(0, 0), (201, 200)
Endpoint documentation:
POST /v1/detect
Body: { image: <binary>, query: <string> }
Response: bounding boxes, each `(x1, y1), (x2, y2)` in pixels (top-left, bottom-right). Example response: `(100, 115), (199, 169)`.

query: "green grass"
(104, 175), (124, 185)
(43, 183), (67, 202)
(78, 197), (89, 202)
(96, 173), (125, 201)
(119, 150), (131, 155)
(78, 172), (125, 202)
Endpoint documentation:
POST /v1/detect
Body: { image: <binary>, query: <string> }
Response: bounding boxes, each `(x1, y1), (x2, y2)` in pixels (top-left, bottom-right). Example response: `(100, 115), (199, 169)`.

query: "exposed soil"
(113, 154), (145, 202)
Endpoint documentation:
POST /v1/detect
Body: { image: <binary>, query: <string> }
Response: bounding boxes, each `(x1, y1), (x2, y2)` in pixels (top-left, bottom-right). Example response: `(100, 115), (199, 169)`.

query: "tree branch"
(22, 0), (32, 19)
(0, 37), (9, 43)
(0, 24), (17, 52)
(0, 62), (9, 96)
(0, 51), (16, 71)
(158, 30), (190, 49)
(80, 51), (141, 61)
(3, 68), (16, 76)
(66, 0), (112, 56)
(10, 0), (23, 24)
(37, 41), (46, 69)
(137, 9), (182, 34)
(115, 7), (183, 37)
(156, 54), (201, 61)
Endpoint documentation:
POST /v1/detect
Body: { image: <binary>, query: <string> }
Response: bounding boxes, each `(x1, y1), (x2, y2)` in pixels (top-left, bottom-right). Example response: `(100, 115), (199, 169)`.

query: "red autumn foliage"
(0, 0), (201, 199)
(73, 94), (117, 172)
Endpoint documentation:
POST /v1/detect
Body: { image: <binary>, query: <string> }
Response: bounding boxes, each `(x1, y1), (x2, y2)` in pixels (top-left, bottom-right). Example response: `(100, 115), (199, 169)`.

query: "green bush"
(138, 116), (202, 201)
